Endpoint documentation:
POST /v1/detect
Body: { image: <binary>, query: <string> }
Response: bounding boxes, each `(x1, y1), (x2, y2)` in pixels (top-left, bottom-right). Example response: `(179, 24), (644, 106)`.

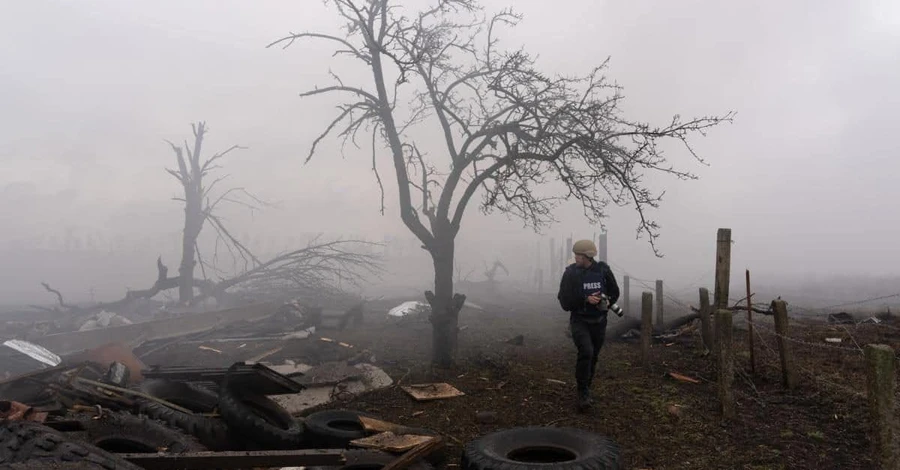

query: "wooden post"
(537, 269), (543, 294)
(699, 287), (712, 351)
(565, 236), (572, 269)
(641, 292), (653, 367)
(714, 228), (732, 310)
(655, 280), (664, 329)
(598, 232), (608, 263)
(745, 269), (756, 374)
(716, 309), (735, 419)
(865, 344), (897, 470)
(623, 275), (631, 316)
(549, 238), (556, 278)
(771, 300), (796, 389)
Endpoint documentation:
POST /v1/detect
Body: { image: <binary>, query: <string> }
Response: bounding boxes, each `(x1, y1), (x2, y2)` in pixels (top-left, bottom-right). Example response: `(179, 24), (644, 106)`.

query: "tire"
(78, 411), (206, 454)
(460, 426), (622, 470)
(138, 379), (218, 413)
(306, 449), (434, 470)
(0, 421), (142, 470)
(217, 373), (303, 449)
(134, 399), (237, 451)
(302, 409), (372, 448)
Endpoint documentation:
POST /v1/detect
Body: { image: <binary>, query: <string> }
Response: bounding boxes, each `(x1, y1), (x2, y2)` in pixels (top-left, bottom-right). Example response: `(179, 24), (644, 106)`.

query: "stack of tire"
(130, 368), (441, 469)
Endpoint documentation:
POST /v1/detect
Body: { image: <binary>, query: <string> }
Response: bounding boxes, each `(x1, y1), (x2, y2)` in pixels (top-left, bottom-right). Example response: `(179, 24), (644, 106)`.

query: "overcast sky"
(1, 0), (899, 304)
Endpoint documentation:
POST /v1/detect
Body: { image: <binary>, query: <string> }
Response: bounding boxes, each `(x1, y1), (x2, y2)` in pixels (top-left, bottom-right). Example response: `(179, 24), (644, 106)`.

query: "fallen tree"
(35, 238), (382, 319)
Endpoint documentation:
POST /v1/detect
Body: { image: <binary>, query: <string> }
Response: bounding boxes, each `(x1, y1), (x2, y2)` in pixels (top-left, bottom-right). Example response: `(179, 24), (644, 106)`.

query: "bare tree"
(165, 122), (257, 304)
(270, 0), (733, 366)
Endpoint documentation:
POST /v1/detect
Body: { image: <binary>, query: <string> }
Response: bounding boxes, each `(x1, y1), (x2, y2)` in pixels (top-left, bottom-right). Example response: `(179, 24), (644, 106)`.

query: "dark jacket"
(557, 260), (620, 314)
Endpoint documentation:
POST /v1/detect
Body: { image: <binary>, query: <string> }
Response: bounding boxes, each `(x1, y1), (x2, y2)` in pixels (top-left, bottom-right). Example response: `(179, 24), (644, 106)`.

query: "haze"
(2, 0), (898, 308)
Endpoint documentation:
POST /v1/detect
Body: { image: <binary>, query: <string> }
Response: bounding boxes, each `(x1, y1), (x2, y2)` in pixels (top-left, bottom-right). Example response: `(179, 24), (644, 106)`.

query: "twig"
(735, 367), (764, 407)
(394, 368), (412, 388)
(544, 417), (574, 426)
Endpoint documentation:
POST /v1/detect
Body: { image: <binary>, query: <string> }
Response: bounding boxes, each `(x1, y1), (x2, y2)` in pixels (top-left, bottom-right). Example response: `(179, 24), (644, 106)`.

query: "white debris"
(464, 301), (485, 311)
(78, 310), (133, 331)
(282, 326), (316, 340)
(387, 301), (430, 317)
(824, 337), (843, 343)
(2, 339), (62, 367)
(270, 363), (393, 414)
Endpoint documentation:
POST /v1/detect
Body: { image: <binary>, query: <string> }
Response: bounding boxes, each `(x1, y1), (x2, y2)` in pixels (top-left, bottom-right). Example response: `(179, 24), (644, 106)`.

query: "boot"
(577, 388), (593, 413)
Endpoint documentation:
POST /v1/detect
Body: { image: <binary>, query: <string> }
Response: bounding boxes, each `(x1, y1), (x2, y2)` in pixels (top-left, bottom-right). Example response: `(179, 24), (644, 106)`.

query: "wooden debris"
(546, 379), (566, 385)
(359, 416), (401, 433)
(668, 372), (701, 384)
(246, 347), (283, 363)
(198, 346), (222, 354)
(401, 383), (464, 401)
(411, 411), (425, 417)
(351, 432), (435, 453)
(382, 436), (443, 470)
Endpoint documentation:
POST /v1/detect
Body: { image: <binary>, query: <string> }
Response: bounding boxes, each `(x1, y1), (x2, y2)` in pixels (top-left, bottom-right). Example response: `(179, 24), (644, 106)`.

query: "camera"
(598, 294), (624, 317)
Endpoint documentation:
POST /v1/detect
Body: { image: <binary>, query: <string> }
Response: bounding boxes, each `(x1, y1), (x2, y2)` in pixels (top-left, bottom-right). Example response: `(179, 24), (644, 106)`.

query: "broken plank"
(351, 432), (435, 453)
(668, 371), (701, 384)
(120, 449), (344, 469)
(401, 383), (464, 401)
(383, 437), (444, 470)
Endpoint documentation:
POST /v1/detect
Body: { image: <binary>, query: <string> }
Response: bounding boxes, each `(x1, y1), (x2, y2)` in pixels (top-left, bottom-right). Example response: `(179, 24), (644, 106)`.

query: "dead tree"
(270, 0), (733, 366)
(165, 122), (256, 304)
(483, 260), (508, 282)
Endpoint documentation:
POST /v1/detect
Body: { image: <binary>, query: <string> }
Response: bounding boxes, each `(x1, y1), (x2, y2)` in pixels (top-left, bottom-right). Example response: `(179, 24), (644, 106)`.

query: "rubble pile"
(0, 298), (444, 469)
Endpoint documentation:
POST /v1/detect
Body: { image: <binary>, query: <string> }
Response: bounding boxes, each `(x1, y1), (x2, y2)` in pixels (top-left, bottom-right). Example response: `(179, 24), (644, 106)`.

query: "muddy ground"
(142, 294), (900, 470)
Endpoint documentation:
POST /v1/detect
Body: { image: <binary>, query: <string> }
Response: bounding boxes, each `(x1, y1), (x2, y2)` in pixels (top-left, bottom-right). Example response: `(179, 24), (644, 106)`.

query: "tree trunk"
(426, 237), (465, 367)
(178, 194), (203, 304)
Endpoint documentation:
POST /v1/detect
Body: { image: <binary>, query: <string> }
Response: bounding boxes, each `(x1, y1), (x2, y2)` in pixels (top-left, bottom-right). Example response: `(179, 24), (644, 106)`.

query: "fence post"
(745, 269), (756, 374)
(598, 232), (608, 264)
(771, 300), (796, 389)
(623, 275), (631, 316)
(716, 309), (735, 419)
(641, 292), (653, 367)
(699, 287), (713, 351)
(865, 344), (898, 470)
(714, 228), (732, 310)
(549, 238), (556, 278)
(655, 280), (664, 329)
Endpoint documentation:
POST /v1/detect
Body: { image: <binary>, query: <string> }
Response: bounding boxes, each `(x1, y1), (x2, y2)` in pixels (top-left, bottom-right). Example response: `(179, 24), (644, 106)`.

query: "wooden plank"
(383, 437), (444, 470)
(401, 383), (464, 401)
(351, 432), (435, 452)
(121, 449), (344, 469)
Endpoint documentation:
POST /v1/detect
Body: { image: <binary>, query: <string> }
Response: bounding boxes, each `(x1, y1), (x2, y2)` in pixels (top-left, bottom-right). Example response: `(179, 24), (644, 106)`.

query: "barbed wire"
(746, 317), (864, 353)
(786, 292), (900, 316)
(750, 324), (866, 398)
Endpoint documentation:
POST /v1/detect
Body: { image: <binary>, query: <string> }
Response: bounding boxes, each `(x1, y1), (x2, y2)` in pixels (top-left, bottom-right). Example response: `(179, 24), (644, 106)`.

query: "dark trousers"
(570, 315), (608, 394)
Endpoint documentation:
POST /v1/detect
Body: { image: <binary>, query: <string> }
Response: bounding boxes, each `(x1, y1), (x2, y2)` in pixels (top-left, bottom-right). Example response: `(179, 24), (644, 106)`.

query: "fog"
(2, 0), (899, 309)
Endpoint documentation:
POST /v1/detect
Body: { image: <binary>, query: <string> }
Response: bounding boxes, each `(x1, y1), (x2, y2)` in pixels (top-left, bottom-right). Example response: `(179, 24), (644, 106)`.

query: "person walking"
(557, 239), (620, 412)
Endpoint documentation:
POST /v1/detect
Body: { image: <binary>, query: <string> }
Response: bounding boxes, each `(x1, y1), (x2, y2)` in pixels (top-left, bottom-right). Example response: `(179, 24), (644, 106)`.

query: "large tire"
(78, 411), (206, 454)
(137, 379), (218, 413)
(302, 409), (371, 448)
(134, 399), (237, 451)
(307, 449), (434, 470)
(0, 421), (142, 470)
(460, 427), (622, 470)
(217, 372), (303, 449)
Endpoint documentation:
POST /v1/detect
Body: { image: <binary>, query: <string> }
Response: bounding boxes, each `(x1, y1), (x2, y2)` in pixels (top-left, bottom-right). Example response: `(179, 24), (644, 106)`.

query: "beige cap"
(572, 239), (597, 258)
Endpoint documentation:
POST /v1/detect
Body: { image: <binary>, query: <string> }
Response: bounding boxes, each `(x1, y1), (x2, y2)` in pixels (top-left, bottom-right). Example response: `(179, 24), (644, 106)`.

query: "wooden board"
(400, 383), (464, 401)
(350, 432), (435, 453)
